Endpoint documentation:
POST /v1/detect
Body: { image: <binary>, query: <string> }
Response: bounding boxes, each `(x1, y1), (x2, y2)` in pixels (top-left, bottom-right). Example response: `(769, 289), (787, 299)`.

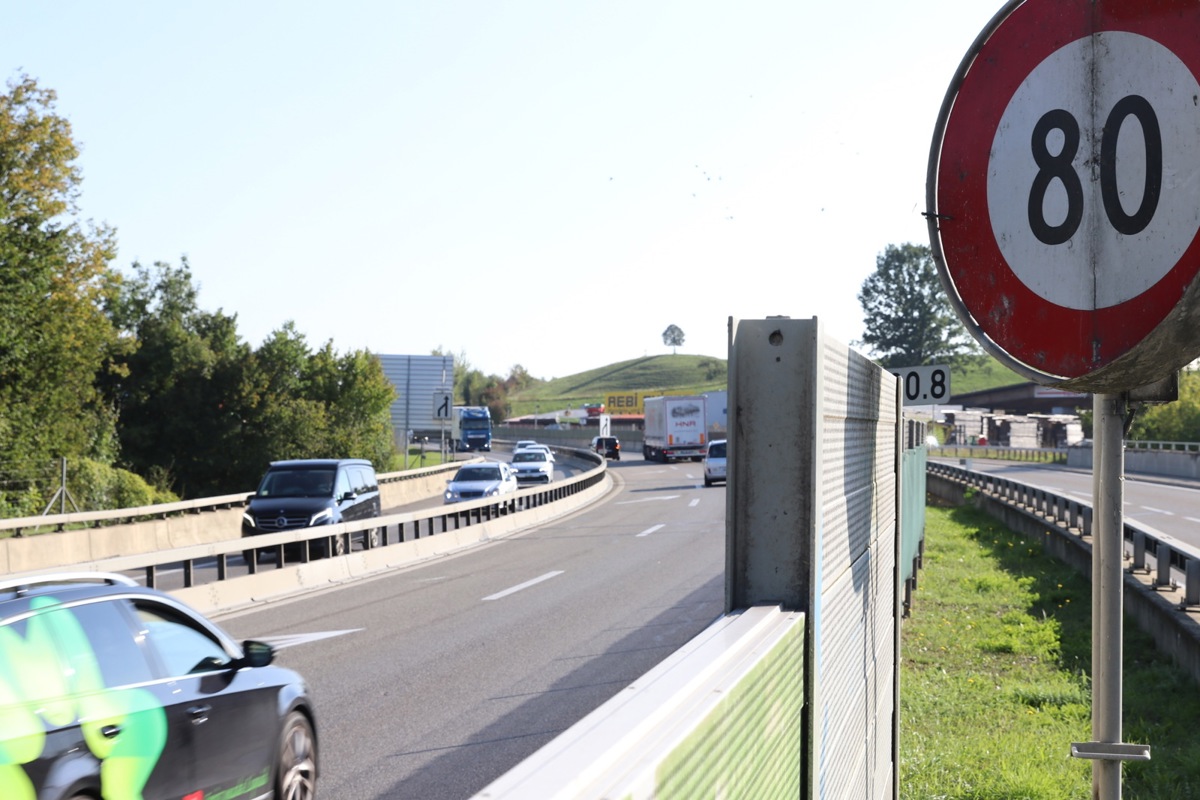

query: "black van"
(591, 436), (621, 460)
(242, 458), (381, 560)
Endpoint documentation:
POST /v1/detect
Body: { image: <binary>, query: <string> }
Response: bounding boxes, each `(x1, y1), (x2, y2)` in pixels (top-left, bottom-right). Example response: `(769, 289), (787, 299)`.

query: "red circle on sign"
(933, 0), (1200, 384)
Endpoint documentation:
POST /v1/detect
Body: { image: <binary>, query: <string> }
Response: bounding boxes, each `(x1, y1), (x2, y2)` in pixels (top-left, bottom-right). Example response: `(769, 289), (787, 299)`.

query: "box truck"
(642, 395), (707, 462)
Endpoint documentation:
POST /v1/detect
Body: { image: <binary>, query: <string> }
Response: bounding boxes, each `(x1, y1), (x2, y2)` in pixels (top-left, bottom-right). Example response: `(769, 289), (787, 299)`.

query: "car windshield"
(258, 468), (336, 498)
(708, 443), (726, 458)
(454, 467), (499, 482)
(512, 452), (545, 463)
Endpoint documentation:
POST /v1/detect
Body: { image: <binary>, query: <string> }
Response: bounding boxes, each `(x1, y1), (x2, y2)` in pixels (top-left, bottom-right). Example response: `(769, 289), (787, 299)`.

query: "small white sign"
(887, 365), (951, 407)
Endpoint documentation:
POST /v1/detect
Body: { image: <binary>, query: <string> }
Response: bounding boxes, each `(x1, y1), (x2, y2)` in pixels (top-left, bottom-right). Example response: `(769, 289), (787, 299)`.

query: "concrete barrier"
(173, 472), (611, 616)
(0, 465), (461, 576)
(474, 606), (806, 799)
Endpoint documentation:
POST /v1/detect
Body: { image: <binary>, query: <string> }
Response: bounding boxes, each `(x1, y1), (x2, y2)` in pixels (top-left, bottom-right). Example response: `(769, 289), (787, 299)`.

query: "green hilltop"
(504, 353), (1025, 418)
(507, 354), (727, 417)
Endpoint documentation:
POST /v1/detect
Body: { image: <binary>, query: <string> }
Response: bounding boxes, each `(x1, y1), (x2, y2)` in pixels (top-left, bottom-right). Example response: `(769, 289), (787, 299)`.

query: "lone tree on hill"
(662, 324), (685, 354)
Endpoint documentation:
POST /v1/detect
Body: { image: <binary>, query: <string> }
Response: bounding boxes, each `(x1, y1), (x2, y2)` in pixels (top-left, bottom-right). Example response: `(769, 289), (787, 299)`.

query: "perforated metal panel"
(728, 317), (900, 800)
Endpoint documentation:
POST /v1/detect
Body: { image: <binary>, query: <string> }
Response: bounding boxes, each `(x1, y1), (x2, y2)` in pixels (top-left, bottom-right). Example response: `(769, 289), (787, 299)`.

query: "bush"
(68, 459), (178, 510)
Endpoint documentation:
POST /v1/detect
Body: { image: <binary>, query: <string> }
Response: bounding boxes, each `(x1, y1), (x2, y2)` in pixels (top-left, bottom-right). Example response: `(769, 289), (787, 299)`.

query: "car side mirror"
(239, 640), (276, 668)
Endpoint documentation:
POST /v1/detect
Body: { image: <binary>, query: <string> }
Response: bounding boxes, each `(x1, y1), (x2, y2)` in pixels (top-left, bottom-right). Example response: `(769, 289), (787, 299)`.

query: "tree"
(662, 324), (685, 354)
(0, 75), (122, 499)
(101, 259), (254, 496)
(504, 363), (537, 393)
(1127, 370), (1200, 442)
(307, 345), (398, 468)
(856, 243), (980, 369)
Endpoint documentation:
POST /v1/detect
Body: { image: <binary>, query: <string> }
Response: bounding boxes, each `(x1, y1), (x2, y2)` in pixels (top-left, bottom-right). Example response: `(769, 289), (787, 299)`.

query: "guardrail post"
(1185, 560), (1200, 607)
(1156, 543), (1173, 588)
(1131, 530), (1146, 571)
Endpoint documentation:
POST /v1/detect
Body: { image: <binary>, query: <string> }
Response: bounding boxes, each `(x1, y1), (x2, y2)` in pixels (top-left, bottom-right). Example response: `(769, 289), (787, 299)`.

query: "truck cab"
(451, 406), (493, 451)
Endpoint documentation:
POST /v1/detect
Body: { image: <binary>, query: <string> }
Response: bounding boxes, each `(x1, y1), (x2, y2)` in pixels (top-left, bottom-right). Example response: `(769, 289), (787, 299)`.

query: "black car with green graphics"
(0, 572), (318, 800)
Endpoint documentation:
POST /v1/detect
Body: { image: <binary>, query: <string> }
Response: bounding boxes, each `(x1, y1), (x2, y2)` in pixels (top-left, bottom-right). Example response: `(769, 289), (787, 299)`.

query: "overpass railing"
(927, 461), (1200, 601)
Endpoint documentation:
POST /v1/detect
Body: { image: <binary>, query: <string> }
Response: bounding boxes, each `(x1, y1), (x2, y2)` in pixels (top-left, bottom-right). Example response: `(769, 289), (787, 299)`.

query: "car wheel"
(277, 711), (317, 800)
(367, 527), (381, 549)
(704, 478), (712, 487)
(332, 535), (346, 557)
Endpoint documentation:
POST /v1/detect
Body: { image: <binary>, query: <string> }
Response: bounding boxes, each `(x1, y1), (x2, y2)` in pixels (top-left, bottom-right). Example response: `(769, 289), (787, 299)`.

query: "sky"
(2, 1), (1007, 380)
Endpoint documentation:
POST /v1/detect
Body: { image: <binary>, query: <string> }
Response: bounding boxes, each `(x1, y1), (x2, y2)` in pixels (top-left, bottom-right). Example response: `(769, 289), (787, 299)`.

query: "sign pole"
(1093, 394), (1125, 799)
(1071, 394), (1149, 789)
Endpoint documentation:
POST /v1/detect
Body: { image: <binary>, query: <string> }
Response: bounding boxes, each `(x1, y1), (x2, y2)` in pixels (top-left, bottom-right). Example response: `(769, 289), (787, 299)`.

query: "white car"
(511, 449), (555, 483)
(703, 439), (727, 487)
(513, 439), (538, 453)
(444, 462), (519, 504)
(521, 443), (555, 462)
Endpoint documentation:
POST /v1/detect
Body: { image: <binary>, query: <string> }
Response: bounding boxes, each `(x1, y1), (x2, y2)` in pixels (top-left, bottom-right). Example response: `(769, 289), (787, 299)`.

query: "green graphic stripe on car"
(0, 596), (167, 800)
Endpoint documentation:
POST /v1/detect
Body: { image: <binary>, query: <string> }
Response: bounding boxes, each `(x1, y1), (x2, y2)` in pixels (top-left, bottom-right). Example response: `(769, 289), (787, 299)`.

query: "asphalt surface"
(215, 454), (727, 799)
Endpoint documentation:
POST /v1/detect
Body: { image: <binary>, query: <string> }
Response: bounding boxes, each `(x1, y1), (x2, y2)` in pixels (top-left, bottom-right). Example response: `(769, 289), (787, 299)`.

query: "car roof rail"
(0, 571), (141, 597)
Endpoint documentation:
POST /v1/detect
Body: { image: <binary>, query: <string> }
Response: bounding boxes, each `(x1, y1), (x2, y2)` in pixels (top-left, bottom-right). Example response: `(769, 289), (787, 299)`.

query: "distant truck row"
(642, 395), (708, 462)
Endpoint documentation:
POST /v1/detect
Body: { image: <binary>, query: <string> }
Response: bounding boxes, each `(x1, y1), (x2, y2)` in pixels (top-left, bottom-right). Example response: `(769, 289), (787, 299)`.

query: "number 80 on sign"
(887, 365), (950, 407)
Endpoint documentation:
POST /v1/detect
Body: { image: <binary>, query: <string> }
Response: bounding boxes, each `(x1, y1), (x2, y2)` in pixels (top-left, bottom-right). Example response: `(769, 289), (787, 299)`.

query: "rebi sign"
(928, 0), (1200, 393)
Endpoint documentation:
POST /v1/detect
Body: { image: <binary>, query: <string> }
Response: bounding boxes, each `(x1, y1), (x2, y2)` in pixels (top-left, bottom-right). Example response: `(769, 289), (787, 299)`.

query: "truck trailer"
(642, 395), (707, 462)
(450, 406), (493, 452)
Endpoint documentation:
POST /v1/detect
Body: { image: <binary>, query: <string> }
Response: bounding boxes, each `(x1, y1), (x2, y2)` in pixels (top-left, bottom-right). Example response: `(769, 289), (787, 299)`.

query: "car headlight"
(309, 508), (333, 526)
(486, 487), (499, 497)
(242, 512), (256, 529)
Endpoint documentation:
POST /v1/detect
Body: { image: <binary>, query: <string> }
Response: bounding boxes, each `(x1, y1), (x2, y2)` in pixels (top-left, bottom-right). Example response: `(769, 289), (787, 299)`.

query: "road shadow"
(378, 575), (725, 799)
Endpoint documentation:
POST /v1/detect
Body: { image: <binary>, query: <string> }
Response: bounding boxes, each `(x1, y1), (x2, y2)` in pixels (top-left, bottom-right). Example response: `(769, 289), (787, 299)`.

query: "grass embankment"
(507, 354), (726, 417)
(901, 505), (1200, 799)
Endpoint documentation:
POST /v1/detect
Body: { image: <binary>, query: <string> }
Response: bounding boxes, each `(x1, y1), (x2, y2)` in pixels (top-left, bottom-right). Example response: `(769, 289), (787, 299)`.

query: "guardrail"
(1125, 440), (1200, 453)
(2, 448), (606, 605)
(926, 461), (1200, 683)
(0, 460), (466, 537)
(929, 444), (1068, 463)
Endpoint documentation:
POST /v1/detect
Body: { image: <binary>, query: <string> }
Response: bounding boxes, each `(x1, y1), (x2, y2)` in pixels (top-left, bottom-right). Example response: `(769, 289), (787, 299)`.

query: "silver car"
(703, 439), (727, 487)
(444, 462), (519, 503)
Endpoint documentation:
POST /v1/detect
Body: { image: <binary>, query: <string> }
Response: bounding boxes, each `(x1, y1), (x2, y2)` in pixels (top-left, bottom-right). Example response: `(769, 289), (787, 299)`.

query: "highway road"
(213, 453), (727, 799)
(933, 458), (1200, 551)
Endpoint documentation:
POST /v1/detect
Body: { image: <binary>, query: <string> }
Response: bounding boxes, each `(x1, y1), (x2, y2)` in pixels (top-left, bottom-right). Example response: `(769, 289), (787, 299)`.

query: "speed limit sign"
(928, 0), (1200, 393)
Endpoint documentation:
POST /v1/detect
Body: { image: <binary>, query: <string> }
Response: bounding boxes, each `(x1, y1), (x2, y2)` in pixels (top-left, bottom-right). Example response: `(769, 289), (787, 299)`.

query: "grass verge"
(901, 504), (1200, 799)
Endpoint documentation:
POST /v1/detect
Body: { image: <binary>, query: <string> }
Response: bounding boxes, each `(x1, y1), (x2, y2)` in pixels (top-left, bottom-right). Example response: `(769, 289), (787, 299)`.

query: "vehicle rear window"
(708, 443), (726, 458)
